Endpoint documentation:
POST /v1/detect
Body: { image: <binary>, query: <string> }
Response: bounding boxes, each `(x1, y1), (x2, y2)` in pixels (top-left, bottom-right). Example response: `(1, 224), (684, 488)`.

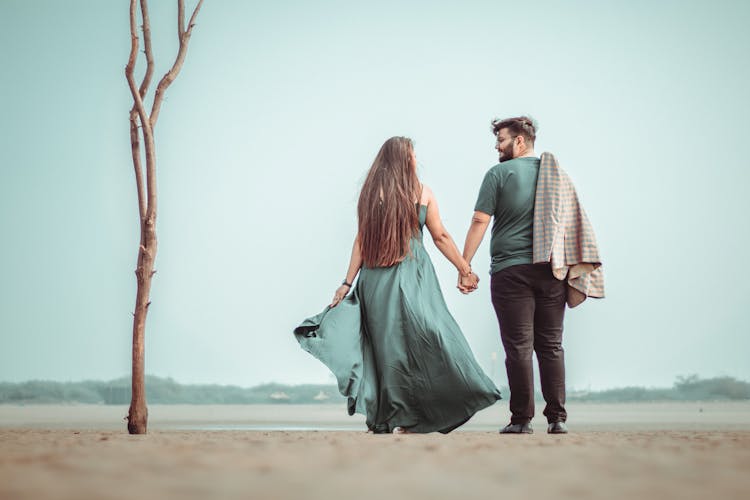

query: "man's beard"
(498, 148), (513, 162)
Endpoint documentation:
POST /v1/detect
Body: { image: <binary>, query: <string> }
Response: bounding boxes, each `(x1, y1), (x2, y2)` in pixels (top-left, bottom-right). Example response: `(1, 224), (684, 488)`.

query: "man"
(460, 116), (575, 434)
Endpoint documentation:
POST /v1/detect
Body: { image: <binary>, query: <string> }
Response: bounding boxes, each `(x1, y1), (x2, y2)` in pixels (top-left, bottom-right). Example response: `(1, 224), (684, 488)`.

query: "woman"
(294, 137), (500, 433)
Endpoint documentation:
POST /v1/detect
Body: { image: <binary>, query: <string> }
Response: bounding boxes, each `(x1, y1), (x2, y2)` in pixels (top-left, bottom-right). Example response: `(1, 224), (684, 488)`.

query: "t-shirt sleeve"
(474, 169), (499, 216)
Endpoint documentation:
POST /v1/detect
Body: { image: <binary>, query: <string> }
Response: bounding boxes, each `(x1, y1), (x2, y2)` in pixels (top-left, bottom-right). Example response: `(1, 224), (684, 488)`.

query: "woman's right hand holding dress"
(331, 283), (350, 308)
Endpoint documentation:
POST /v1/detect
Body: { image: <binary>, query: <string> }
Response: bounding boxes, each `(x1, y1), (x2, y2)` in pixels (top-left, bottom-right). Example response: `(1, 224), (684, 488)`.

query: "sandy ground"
(1, 403), (749, 500)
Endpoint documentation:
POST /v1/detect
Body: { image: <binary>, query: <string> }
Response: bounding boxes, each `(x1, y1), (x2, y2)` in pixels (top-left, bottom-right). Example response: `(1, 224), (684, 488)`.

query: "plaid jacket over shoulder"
(533, 152), (604, 307)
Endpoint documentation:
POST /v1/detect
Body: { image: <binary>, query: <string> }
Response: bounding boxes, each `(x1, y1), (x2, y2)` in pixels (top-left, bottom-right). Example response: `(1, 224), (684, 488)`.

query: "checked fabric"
(533, 152), (605, 308)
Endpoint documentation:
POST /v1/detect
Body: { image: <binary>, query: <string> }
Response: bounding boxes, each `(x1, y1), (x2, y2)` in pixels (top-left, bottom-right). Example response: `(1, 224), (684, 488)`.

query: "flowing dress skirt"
(295, 207), (500, 433)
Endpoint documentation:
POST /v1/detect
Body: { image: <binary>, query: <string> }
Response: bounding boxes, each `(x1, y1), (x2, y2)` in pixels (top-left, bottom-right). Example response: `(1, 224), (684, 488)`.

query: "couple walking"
(294, 116), (603, 434)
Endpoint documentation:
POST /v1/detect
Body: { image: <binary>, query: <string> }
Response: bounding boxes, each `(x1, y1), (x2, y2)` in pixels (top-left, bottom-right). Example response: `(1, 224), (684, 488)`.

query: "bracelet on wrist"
(341, 280), (353, 288)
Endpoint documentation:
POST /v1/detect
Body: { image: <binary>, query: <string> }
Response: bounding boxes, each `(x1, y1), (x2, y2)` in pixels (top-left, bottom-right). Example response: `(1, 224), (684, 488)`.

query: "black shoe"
(499, 422), (533, 434)
(547, 422), (568, 434)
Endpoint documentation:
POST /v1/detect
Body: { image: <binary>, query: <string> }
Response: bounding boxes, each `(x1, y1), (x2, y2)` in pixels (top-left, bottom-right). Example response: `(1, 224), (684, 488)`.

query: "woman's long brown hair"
(357, 137), (421, 268)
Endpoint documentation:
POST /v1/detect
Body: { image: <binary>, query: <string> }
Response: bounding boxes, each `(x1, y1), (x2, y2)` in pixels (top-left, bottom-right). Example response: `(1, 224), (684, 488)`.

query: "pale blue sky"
(1, 0), (749, 390)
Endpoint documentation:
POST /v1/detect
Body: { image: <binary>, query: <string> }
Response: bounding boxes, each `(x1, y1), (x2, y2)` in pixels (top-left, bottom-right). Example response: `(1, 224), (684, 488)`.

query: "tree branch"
(178, 0), (185, 37)
(125, 0), (158, 224)
(187, 0), (204, 33)
(126, 0), (149, 222)
(150, 0), (204, 128)
(125, 0), (153, 140)
(138, 0), (154, 100)
(129, 113), (147, 221)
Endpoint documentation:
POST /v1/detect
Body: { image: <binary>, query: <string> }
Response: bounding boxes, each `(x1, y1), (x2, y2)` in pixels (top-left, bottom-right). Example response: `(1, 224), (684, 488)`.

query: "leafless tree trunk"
(125, 0), (204, 435)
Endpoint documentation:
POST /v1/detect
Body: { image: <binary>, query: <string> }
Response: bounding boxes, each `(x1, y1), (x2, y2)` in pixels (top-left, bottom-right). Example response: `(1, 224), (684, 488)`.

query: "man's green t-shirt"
(474, 157), (540, 275)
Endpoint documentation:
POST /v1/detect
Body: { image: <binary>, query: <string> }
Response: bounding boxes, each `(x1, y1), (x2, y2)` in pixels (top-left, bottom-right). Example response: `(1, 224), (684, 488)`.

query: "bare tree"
(125, 0), (204, 434)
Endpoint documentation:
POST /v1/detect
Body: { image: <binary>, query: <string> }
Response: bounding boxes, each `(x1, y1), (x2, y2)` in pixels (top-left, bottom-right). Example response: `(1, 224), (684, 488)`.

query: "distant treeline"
(0, 376), (346, 405)
(1, 374), (748, 405)
(567, 375), (750, 402)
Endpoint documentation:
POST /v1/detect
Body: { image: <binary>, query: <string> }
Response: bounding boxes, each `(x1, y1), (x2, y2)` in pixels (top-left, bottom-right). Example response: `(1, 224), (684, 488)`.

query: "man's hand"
(457, 272), (480, 294)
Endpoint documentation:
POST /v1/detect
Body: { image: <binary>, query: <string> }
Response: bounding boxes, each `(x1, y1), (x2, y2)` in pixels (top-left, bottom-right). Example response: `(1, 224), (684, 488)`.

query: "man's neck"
(515, 149), (536, 159)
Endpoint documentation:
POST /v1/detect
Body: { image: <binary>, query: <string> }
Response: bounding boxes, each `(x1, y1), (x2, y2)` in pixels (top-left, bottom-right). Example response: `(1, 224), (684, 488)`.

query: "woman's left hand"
(330, 285), (350, 308)
(458, 272), (479, 294)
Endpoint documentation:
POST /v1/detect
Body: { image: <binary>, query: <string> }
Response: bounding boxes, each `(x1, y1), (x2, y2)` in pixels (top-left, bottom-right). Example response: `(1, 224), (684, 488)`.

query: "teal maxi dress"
(294, 205), (501, 433)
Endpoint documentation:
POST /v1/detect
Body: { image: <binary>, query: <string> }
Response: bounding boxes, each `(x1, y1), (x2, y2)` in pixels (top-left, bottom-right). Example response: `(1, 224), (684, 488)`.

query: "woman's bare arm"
(331, 236), (362, 307)
(423, 185), (474, 279)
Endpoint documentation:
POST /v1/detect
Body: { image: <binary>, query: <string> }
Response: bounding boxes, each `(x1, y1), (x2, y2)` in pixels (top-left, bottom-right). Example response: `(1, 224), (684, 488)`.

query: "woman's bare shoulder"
(420, 184), (434, 205)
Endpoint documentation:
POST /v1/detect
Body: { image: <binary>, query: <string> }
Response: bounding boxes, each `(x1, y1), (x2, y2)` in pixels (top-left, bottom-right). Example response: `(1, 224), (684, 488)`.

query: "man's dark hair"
(491, 116), (537, 145)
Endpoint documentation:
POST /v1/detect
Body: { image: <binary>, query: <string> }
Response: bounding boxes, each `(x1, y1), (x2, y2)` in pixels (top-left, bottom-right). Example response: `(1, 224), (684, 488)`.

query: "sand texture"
(1, 403), (749, 499)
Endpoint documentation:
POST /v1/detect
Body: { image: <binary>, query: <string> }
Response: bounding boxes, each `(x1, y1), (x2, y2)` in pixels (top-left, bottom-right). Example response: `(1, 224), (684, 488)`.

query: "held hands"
(330, 284), (350, 308)
(457, 272), (480, 294)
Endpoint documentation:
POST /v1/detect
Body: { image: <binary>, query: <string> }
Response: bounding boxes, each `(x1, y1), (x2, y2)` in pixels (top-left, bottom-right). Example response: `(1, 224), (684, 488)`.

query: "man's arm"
(462, 210), (491, 266)
(461, 168), (496, 291)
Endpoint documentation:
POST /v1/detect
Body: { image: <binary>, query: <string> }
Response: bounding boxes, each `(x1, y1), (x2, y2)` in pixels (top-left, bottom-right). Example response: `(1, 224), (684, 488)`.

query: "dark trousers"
(491, 263), (567, 424)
